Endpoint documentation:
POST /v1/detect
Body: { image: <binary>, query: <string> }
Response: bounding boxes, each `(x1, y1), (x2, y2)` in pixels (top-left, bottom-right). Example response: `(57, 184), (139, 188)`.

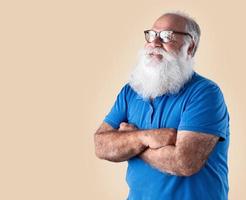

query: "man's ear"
(187, 41), (195, 57)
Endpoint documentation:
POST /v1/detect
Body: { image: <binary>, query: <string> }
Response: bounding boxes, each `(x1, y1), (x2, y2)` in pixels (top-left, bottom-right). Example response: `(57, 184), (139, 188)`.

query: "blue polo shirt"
(104, 72), (230, 200)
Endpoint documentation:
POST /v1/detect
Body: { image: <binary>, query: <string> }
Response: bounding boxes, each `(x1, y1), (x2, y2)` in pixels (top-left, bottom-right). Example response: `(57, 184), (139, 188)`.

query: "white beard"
(129, 46), (194, 99)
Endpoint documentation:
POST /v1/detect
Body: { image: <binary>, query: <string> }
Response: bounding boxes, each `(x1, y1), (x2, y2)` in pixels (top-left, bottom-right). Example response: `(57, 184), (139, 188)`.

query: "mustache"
(141, 47), (177, 61)
(145, 47), (165, 55)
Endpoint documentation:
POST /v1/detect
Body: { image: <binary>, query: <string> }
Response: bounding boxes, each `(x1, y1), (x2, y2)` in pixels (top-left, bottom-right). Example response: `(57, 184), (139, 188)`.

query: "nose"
(150, 37), (163, 48)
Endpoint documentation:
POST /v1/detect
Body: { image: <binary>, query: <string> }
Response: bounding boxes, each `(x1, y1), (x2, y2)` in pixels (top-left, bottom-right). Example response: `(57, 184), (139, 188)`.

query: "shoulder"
(184, 72), (225, 100)
(117, 83), (132, 94)
(117, 83), (139, 100)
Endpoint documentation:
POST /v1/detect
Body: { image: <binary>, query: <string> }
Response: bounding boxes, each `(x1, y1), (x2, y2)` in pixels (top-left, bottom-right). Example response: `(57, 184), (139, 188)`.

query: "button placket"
(148, 100), (154, 127)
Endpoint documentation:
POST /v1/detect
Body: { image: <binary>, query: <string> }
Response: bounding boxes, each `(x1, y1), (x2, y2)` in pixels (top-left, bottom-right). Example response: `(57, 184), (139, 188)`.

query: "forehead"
(151, 14), (187, 32)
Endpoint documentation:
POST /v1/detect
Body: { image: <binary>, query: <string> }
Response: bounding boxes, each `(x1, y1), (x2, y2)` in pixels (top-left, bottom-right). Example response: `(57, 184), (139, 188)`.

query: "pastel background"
(0, 0), (245, 199)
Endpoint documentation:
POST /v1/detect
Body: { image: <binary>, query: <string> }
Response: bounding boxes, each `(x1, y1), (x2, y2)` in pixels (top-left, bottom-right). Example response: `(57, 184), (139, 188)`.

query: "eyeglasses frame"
(144, 29), (193, 43)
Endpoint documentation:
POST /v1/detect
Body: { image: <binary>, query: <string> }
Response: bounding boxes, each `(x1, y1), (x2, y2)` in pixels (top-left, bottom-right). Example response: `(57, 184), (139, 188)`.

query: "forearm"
(140, 145), (180, 175)
(95, 129), (147, 162)
(139, 131), (218, 176)
(94, 128), (176, 162)
(139, 145), (204, 176)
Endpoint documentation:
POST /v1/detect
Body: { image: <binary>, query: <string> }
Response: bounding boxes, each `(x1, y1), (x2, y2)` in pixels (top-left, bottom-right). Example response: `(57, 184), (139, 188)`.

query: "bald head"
(153, 14), (188, 32)
(152, 12), (201, 56)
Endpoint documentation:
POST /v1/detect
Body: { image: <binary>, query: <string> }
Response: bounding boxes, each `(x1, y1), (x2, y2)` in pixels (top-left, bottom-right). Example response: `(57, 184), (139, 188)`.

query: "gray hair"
(163, 11), (201, 56)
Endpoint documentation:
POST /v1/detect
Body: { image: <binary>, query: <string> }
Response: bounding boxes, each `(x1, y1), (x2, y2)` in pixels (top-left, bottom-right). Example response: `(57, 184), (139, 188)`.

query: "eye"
(160, 31), (173, 43)
(147, 30), (157, 42)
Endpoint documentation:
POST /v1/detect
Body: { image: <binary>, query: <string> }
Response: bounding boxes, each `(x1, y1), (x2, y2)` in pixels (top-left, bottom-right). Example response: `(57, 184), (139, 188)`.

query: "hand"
(119, 122), (138, 132)
(142, 128), (177, 149)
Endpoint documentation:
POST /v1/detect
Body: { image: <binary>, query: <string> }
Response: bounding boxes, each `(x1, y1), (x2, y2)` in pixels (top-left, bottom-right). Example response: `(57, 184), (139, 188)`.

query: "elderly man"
(94, 12), (230, 200)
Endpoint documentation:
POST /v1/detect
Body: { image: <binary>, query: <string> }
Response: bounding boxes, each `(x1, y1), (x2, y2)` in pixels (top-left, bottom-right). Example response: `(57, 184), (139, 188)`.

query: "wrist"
(137, 130), (150, 147)
(166, 129), (177, 145)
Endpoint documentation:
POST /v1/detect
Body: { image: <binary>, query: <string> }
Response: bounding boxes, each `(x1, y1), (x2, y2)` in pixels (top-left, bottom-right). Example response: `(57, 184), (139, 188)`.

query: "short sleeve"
(103, 85), (129, 129)
(178, 83), (229, 140)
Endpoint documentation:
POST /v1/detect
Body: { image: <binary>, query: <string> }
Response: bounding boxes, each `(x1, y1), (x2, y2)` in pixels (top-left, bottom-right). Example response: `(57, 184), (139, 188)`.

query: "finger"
(129, 125), (137, 130)
(120, 122), (128, 126)
(126, 123), (136, 128)
(119, 122), (129, 131)
(120, 122), (127, 129)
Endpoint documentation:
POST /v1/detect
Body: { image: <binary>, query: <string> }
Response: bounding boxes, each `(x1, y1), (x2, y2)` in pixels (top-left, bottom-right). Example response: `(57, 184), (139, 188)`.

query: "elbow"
(179, 168), (199, 177)
(94, 142), (108, 160)
(94, 133), (105, 159)
(178, 162), (204, 177)
(95, 148), (122, 162)
(94, 133), (121, 162)
(94, 132), (103, 159)
(94, 146), (104, 159)
(175, 155), (205, 177)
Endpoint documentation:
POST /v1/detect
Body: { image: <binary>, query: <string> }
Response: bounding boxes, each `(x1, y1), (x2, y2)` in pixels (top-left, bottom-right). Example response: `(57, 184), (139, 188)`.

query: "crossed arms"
(94, 122), (219, 176)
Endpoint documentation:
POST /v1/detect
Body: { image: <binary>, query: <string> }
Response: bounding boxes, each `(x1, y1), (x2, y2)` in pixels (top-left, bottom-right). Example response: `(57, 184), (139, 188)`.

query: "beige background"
(0, 0), (245, 199)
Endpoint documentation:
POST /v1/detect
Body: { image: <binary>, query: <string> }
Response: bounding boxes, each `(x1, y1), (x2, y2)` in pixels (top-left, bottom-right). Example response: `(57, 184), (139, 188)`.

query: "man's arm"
(140, 131), (219, 176)
(94, 122), (176, 162)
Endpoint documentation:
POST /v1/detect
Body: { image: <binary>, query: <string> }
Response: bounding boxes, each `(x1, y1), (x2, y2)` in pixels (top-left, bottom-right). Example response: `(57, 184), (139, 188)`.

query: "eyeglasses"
(144, 30), (193, 43)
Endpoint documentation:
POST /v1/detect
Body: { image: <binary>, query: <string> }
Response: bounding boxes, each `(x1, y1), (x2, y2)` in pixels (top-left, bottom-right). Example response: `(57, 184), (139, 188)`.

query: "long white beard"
(129, 47), (194, 99)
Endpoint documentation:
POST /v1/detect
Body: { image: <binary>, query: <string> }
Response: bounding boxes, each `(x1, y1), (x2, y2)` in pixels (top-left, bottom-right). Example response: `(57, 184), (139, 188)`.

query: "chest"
(127, 96), (186, 129)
